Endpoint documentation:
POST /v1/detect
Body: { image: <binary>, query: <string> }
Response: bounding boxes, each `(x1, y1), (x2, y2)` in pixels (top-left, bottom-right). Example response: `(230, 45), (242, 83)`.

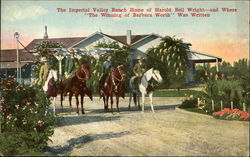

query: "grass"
(92, 89), (203, 97)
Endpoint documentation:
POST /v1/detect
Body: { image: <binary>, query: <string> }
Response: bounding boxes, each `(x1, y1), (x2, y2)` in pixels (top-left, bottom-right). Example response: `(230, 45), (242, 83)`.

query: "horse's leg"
(137, 91), (141, 109)
(133, 92), (137, 106)
(149, 92), (154, 113)
(60, 92), (63, 107)
(75, 94), (79, 114)
(103, 96), (106, 111)
(128, 90), (132, 110)
(69, 92), (73, 113)
(80, 93), (85, 114)
(116, 95), (120, 112)
(110, 95), (114, 113)
(141, 91), (145, 113)
(53, 97), (56, 115)
(106, 95), (109, 111)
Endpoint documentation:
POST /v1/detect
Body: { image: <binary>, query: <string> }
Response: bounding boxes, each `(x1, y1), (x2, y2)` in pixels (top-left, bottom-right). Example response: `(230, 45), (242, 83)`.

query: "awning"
(0, 62), (28, 69)
(187, 50), (222, 63)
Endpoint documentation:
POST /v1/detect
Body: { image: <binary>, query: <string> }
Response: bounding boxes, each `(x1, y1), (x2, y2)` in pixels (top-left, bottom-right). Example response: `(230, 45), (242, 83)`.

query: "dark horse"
(60, 63), (93, 114)
(99, 65), (126, 113)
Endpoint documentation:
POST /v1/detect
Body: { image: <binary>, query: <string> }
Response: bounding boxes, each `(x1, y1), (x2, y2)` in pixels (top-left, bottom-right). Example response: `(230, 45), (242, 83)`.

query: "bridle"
(76, 64), (89, 80)
(152, 70), (160, 82)
(113, 65), (125, 82)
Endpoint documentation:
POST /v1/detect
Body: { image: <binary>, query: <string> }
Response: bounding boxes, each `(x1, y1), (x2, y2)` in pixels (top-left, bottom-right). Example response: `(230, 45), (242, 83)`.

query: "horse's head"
(115, 65), (126, 81)
(79, 63), (91, 79)
(50, 70), (58, 82)
(152, 69), (162, 83)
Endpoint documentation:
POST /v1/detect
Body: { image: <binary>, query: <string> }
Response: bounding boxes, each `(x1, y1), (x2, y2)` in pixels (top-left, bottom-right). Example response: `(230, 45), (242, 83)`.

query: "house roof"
(0, 49), (37, 62)
(25, 33), (151, 50)
(187, 50), (222, 63)
(25, 37), (86, 50)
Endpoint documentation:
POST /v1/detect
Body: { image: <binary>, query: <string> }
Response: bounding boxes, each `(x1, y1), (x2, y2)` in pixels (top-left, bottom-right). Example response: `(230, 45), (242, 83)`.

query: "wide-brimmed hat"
(136, 56), (143, 60)
(40, 57), (47, 62)
(68, 49), (75, 54)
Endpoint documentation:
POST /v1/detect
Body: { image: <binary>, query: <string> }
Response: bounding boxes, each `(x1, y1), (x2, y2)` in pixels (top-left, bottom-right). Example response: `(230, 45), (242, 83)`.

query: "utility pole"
(14, 32), (20, 82)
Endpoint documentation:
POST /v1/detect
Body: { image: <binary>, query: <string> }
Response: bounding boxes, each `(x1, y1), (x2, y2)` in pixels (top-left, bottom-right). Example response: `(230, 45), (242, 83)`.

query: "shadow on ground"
(55, 115), (120, 127)
(44, 131), (131, 156)
(88, 104), (181, 114)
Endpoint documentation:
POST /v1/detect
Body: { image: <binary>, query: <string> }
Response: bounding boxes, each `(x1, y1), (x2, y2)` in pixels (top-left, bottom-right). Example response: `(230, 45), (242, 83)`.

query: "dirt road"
(45, 97), (249, 156)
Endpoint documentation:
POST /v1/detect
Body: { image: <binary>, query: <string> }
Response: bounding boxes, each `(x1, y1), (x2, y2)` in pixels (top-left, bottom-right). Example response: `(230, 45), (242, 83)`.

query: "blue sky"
(1, 0), (249, 62)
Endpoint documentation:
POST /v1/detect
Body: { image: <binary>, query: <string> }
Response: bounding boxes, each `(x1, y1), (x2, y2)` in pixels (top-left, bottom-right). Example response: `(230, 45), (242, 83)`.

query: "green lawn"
(93, 89), (203, 97)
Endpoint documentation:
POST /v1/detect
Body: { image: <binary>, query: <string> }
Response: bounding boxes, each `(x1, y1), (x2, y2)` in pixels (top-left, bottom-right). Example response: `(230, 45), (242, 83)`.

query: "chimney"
(126, 30), (131, 45)
(43, 25), (48, 39)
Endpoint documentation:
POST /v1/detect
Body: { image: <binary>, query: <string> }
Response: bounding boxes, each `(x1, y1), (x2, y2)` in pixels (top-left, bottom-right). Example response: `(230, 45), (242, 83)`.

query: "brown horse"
(60, 63), (93, 114)
(99, 65), (126, 113)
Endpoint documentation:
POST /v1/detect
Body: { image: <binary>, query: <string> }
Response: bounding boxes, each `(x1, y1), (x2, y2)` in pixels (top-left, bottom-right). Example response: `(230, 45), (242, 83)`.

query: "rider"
(133, 56), (146, 89)
(38, 56), (50, 87)
(64, 49), (79, 79)
(101, 55), (117, 90)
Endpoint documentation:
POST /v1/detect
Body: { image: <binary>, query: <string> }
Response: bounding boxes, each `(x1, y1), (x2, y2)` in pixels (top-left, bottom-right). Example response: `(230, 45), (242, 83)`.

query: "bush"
(179, 94), (198, 108)
(0, 77), (55, 155)
(204, 79), (244, 111)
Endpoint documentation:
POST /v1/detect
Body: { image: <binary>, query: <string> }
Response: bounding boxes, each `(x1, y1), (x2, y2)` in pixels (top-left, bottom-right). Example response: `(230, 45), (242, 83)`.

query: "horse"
(99, 65), (126, 113)
(129, 68), (162, 112)
(43, 69), (58, 115)
(60, 63), (93, 114)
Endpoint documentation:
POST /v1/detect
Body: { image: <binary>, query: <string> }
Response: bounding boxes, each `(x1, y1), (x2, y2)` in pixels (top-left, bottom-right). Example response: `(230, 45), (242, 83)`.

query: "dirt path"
(45, 97), (249, 156)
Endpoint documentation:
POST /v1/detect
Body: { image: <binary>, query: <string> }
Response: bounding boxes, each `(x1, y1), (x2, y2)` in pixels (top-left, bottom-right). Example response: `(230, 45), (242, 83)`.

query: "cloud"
(2, 5), (48, 22)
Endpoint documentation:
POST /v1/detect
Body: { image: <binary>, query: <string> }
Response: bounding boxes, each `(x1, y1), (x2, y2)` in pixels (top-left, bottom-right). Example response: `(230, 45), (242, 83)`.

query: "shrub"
(179, 94), (198, 108)
(0, 77), (55, 155)
(204, 79), (244, 111)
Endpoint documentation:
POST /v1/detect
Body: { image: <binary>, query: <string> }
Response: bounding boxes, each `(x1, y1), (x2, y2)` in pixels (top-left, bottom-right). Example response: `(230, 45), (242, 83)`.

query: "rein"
(76, 65), (88, 80)
(113, 66), (125, 82)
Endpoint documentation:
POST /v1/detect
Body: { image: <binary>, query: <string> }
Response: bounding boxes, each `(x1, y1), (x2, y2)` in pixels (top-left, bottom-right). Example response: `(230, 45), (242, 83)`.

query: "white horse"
(129, 68), (162, 112)
(43, 69), (58, 115)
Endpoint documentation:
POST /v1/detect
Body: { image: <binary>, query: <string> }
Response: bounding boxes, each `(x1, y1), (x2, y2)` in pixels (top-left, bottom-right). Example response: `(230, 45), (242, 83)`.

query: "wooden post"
(231, 101), (233, 110)
(212, 100), (214, 111)
(197, 97), (200, 108)
(243, 102), (246, 112)
(220, 100), (223, 110)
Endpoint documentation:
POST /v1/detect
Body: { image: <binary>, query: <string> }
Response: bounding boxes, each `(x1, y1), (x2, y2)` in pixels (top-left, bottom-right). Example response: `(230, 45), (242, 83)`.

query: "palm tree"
(157, 36), (189, 75)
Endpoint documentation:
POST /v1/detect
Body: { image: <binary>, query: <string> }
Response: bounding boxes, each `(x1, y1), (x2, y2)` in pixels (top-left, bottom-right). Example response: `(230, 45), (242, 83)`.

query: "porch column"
(216, 58), (219, 72)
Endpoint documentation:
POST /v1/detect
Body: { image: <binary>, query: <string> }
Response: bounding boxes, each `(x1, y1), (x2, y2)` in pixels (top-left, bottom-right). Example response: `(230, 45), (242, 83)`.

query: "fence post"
(197, 97), (200, 108)
(231, 101), (233, 110)
(220, 100), (223, 110)
(243, 102), (246, 112)
(212, 100), (214, 111)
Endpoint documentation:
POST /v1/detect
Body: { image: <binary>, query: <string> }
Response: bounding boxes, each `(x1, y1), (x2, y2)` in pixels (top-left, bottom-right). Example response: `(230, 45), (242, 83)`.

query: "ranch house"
(0, 28), (222, 84)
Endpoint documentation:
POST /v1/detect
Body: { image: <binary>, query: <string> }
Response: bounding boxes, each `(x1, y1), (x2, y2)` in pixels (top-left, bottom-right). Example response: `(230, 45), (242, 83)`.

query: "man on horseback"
(38, 56), (50, 86)
(64, 49), (79, 79)
(102, 55), (115, 85)
(133, 56), (146, 90)
(60, 49), (80, 96)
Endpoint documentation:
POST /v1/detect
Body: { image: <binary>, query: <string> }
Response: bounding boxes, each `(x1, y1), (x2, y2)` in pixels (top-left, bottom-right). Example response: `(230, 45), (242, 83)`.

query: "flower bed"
(213, 108), (250, 121)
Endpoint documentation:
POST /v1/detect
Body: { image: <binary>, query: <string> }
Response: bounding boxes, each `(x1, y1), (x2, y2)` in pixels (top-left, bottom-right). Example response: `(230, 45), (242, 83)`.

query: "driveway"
(45, 96), (249, 156)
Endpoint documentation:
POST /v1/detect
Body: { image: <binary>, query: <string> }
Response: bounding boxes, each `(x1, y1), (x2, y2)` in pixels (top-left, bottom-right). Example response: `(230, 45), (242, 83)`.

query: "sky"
(1, 0), (249, 63)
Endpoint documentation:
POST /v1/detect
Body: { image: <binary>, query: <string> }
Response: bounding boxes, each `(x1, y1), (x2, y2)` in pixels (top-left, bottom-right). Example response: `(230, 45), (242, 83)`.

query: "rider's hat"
(40, 56), (47, 62)
(68, 49), (75, 54)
